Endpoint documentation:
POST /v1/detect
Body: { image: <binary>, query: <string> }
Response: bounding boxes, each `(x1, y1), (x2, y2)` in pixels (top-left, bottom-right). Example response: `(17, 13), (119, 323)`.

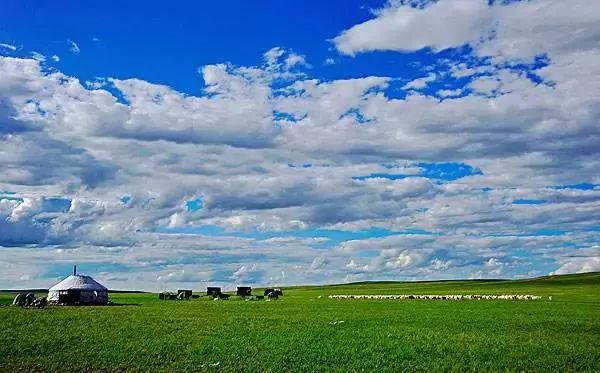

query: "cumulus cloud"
(334, 0), (600, 60)
(550, 249), (600, 275)
(1, 2), (599, 288)
(334, 0), (493, 55)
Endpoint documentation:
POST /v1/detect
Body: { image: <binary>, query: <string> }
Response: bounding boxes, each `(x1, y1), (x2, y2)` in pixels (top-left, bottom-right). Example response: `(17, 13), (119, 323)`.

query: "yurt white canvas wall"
(48, 273), (108, 305)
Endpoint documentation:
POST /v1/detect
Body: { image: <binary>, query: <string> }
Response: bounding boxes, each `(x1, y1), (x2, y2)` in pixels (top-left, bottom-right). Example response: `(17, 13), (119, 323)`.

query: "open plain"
(1, 272), (598, 372)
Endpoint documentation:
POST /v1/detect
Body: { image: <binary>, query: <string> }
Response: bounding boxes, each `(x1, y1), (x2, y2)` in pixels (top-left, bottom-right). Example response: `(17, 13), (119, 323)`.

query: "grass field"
(1, 272), (599, 372)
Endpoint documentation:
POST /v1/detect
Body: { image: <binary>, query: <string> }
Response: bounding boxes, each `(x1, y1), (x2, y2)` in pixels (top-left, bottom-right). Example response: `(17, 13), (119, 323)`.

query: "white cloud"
(334, 0), (600, 63)
(68, 39), (80, 54)
(232, 264), (263, 284)
(263, 47), (308, 75)
(323, 58), (336, 65)
(0, 43), (17, 51)
(403, 73), (436, 90)
(551, 252), (600, 275)
(484, 257), (505, 276)
(284, 53), (308, 69)
(437, 88), (463, 98)
(8, 197), (41, 221)
(334, 0), (493, 55)
(30, 52), (46, 62)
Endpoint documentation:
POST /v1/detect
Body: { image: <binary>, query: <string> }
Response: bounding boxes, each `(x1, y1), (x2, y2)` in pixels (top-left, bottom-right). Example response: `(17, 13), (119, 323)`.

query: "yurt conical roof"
(49, 275), (108, 291)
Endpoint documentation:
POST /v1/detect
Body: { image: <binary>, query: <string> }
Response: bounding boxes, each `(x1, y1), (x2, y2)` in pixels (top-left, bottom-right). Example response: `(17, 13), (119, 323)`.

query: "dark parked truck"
(177, 290), (192, 300)
(207, 287), (222, 297)
(236, 287), (252, 297)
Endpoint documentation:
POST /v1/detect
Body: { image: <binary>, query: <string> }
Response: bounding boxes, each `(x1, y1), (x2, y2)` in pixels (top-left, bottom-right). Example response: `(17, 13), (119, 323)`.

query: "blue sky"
(2, 0), (418, 92)
(0, 0), (599, 290)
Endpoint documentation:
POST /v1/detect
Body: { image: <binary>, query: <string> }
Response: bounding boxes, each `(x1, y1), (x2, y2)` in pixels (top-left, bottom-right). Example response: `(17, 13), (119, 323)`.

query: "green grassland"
(1, 272), (599, 372)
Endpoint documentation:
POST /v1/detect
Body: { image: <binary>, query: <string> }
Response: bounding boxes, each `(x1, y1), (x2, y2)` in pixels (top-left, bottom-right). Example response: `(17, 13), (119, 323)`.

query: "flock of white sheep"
(327, 294), (544, 300)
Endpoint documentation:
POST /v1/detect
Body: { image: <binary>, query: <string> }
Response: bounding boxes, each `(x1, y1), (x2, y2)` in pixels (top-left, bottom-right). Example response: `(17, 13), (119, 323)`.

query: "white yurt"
(48, 266), (108, 305)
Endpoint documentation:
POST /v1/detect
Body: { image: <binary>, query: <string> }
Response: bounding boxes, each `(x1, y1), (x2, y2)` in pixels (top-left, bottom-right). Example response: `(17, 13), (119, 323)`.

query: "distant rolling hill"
(287, 271), (600, 290)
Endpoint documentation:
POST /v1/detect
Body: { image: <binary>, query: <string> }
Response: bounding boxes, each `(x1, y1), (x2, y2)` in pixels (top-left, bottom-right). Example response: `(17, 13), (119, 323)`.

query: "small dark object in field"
(207, 287), (222, 297)
(191, 294), (200, 299)
(34, 297), (47, 308)
(25, 293), (36, 307)
(12, 293), (26, 307)
(158, 292), (170, 300)
(237, 287), (252, 297)
(12, 293), (46, 308)
(158, 292), (180, 300)
(177, 290), (192, 300)
(214, 294), (230, 300)
(265, 288), (283, 298)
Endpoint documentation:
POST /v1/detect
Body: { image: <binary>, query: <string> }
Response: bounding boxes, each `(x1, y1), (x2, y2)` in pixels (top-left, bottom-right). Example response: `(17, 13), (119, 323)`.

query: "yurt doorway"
(57, 289), (80, 304)
(68, 289), (81, 303)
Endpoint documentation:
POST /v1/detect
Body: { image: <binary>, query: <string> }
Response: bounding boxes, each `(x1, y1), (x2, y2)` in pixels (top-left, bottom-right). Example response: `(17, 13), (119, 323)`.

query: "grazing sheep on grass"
(328, 294), (542, 301)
